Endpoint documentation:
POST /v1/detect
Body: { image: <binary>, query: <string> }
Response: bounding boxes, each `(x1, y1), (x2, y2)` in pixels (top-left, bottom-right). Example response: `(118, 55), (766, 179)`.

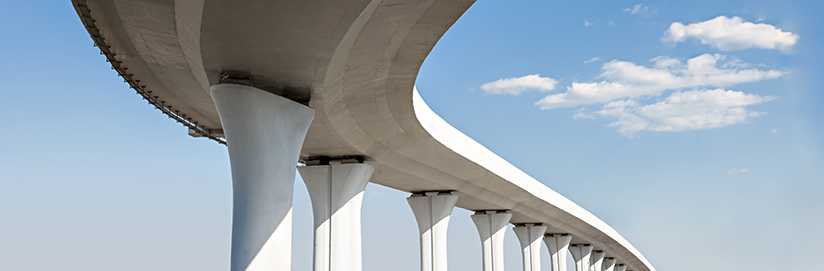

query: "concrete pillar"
(589, 250), (606, 271)
(211, 83), (315, 271)
(614, 263), (627, 271)
(512, 224), (547, 271)
(407, 191), (459, 271)
(602, 257), (617, 271)
(298, 163), (375, 271)
(544, 233), (572, 271)
(569, 244), (593, 271)
(471, 210), (512, 271)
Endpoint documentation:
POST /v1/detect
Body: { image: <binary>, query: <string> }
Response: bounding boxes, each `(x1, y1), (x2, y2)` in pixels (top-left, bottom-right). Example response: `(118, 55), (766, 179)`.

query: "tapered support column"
(544, 233), (572, 271)
(512, 224), (547, 271)
(614, 263), (627, 271)
(589, 250), (605, 271)
(211, 83), (315, 271)
(298, 163), (375, 271)
(569, 244), (593, 271)
(407, 192), (459, 271)
(471, 211), (512, 271)
(602, 257), (617, 271)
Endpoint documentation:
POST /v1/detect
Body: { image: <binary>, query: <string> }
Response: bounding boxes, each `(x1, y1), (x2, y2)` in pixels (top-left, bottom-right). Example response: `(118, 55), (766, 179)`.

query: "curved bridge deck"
(72, 1), (656, 270)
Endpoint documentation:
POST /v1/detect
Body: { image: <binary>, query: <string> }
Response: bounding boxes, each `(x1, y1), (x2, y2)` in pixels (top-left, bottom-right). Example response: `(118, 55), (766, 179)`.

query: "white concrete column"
(512, 224), (547, 271)
(407, 191), (459, 271)
(544, 233), (572, 271)
(471, 210), (512, 271)
(589, 250), (605, 271)
(614, 263), (627, 271)
(298, 163), (375, 271)
(569, 244), (593, 271)
(211, 83), (315, 271)
(602, 257), (617, 271)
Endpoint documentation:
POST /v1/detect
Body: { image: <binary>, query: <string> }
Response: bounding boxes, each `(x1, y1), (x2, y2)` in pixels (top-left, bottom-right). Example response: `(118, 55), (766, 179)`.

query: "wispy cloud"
(480, 74), (558, 95)
(584, 20), (593, 26)
(584, 56), (601, 64)
(535, 54), (784, 109)
(728, 168), (750, 174)
(580, 89), (776, 136)
(662, 16), (799, 51)
(623, 4), (649, 14)
(533, 54), (782, 136)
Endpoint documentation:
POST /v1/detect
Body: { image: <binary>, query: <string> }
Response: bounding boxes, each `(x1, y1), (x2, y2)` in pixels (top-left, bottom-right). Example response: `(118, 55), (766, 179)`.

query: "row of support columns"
(212, 83), (633, 271)
(511, 226), (628, 271)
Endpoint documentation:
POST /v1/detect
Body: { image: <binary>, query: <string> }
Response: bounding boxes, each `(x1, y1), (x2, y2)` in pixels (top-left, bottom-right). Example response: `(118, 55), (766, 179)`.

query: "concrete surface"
(72, 1), (656, 270)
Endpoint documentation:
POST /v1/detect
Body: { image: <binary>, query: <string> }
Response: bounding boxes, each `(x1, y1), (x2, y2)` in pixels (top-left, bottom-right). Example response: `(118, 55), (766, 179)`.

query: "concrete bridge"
(72, 1), (656, 271)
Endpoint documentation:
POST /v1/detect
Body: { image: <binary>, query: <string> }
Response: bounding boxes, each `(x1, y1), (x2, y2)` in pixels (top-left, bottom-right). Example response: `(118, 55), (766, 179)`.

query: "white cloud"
(584, 56), (601, 64)
(728, 168), (750, 174)
(623, 4), (649, 14)
(771, 128), (778, 133)
(662, 16), (799, 51)
(650, 55), (682, 68)
(535, 54), (784, 109)
(584, 20), (593, 26)
(586, 89), (776, 136)
(480, 74), (558, 95)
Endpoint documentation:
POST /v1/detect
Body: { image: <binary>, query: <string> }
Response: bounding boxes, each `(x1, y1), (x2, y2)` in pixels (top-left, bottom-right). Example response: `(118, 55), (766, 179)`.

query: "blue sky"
(0, 1), (821, 271)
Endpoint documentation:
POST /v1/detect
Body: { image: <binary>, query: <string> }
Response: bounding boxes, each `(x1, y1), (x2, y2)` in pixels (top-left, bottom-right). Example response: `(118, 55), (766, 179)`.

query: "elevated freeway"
(72, 1), (656, 271)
